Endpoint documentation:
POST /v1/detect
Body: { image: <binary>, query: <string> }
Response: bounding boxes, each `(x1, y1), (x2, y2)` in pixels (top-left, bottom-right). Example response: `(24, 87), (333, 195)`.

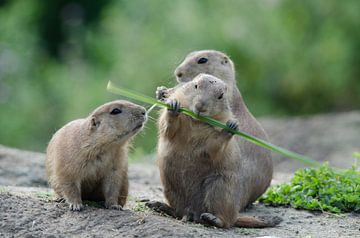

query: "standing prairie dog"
(148, 74), (280, 228)
(46, 100), (146, 211)
(157, 50), (272, 202)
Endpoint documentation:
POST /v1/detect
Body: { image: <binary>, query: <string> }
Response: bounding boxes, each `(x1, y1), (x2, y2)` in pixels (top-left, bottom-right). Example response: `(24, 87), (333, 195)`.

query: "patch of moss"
(132, 201), (151, 213)
(35, 191), (53, 201)
(0, 186), (9, 194)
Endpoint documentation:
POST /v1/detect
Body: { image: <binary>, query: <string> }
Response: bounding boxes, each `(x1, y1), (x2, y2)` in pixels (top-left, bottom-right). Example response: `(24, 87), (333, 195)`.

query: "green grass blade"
(107, 81), (165, 107)
(107, 81), (320, 166)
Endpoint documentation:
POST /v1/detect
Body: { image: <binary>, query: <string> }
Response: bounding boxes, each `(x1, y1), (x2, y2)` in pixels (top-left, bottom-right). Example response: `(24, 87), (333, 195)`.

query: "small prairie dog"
(149, 74), (280, 228)
(46, 100), (146, 211)
(157, 50), (273, 202)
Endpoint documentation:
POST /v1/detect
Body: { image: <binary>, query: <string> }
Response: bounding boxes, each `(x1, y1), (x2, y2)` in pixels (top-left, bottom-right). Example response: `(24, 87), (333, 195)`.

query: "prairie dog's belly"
(161, 145), (215, 190)
(79, 154), (114, 182)
(79, 155), (115, 200)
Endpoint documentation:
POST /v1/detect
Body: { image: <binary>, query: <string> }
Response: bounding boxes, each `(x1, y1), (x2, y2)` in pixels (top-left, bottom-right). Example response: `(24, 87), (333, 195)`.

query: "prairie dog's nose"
(135, 108), (146, 117)
(176, 72), (182, 78)
(195, 101), (206, 113)
(175, 69), (183, 78)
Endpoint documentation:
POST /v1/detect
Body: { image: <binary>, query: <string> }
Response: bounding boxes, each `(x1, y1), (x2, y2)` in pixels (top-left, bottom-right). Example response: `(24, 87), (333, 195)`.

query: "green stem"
(107, 81), (320, 166)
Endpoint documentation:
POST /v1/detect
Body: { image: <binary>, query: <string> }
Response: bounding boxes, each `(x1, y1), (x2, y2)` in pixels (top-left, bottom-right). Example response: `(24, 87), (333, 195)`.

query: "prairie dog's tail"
(235, 215), (282, 228)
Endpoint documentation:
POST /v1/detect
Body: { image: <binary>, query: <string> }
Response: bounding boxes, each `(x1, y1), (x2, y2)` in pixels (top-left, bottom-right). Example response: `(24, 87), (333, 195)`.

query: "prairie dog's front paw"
(166, 99), (181, 116)
(223, 119), (239, 135)
(69, 202), (83, 211)
(156, 86), (169, 100)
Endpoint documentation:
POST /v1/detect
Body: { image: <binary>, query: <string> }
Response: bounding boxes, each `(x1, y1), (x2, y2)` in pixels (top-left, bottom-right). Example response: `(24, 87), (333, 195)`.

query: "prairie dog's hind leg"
(200, 213), (225, 228)
(202, 175), (239, 228)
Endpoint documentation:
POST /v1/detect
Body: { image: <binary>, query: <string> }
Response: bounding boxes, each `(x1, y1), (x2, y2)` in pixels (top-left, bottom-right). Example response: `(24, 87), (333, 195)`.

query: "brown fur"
(157, 50), (273, 203)
(46, 100), (146, 211)
(152, 74), (280, 228)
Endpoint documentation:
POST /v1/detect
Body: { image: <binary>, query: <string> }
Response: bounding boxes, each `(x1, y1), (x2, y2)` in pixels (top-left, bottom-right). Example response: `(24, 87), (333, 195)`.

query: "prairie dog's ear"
(221, 56), (229, 65)
(89, 116), (100, 131)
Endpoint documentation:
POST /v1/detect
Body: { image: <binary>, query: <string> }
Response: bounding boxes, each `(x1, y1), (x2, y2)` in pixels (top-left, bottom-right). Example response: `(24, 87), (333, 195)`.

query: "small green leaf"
(259, 164), (360, 214)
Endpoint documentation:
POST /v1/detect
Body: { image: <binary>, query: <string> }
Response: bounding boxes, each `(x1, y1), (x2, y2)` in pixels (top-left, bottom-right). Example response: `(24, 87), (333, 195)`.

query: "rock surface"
(261, 111), (360, 173)
(0, 144), (47, 187)
(0, 111), (359, 237)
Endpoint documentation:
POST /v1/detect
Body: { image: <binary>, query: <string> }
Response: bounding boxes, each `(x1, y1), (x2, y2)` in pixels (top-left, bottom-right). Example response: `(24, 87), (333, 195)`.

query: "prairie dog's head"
(88, 100), (147, 143)
(176, 74), (230, 120)
(174, 50), (235, 84)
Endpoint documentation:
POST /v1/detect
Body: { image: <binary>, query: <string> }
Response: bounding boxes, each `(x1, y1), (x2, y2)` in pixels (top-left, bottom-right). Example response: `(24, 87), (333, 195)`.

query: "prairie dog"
(149, 74), (280, 228)
(46, 100), (146, 211)
(157, 50), (273, 202)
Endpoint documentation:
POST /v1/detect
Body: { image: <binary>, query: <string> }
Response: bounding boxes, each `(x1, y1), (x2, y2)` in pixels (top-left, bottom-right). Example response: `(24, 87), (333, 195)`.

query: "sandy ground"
(0, 176), (359, 238)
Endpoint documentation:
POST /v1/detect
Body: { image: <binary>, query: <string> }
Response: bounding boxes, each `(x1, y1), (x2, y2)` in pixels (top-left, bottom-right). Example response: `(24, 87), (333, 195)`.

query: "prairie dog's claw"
(225, 119), (239, 134)
(107, 204), (123, 210)
(156, 86), (169, 100)
(69, 203), (83, 211)
(167, 99), (180, 116)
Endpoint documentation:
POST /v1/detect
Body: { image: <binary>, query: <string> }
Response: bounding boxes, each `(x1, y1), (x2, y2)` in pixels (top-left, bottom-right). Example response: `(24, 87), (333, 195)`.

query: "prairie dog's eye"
(194, 84), (198, 89)
(110, 108), (122, 115)
(218, 93), (224, 100)
(197, 57), (208, 64)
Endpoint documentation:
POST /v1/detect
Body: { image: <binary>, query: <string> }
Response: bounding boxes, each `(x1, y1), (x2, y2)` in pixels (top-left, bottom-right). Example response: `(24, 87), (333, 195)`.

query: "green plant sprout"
(107, 81), (320, 166)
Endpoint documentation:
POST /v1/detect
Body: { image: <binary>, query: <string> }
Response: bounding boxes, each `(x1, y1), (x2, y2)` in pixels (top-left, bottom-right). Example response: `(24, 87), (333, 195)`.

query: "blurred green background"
(0, 0), (359, 156)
